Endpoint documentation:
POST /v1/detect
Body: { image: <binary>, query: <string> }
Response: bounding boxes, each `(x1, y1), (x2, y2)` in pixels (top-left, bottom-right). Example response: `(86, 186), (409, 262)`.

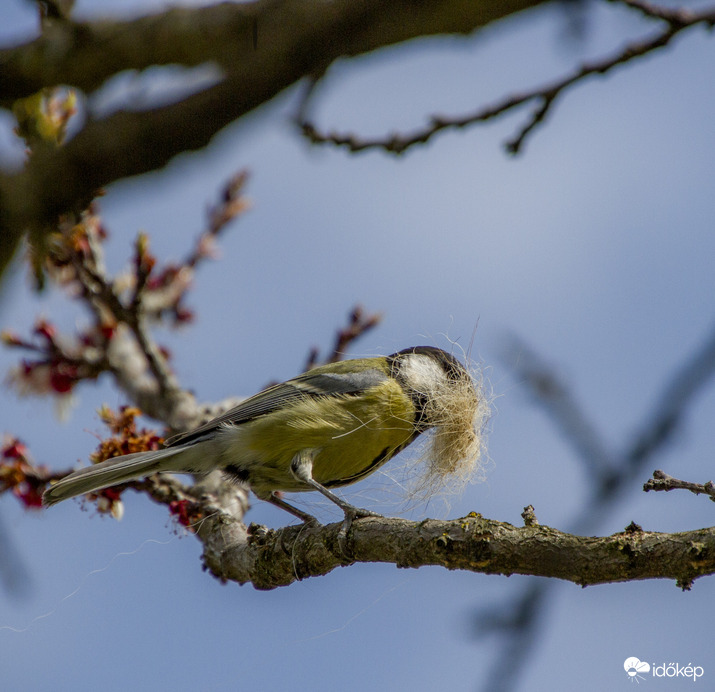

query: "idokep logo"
(624, 658), (650, 683)
(623, 657), (705, 683)
(652, 662), (704, 682)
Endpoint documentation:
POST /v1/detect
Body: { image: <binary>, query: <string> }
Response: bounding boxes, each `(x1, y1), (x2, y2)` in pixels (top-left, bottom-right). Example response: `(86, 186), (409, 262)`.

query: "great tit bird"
(43, 346), (486, 523)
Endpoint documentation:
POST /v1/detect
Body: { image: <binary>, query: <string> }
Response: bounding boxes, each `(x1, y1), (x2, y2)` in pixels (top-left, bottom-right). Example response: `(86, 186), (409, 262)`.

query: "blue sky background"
(1, 1), (714, 690)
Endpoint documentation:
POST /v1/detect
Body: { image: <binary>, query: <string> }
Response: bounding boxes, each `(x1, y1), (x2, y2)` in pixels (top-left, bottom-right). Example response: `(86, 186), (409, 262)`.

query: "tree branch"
(0, 0), (547, 250)
(644, 469), (715, 502)
(195, 508), (715, 590)
(297, 1), (715, 155)
(0, 1), (547, 105)
(2, 175), (250, 430)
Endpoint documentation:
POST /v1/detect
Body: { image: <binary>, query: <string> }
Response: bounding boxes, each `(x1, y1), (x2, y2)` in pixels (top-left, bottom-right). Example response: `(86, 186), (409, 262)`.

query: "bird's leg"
(290, 450), (381, 535)
(266, 492), (320, 525)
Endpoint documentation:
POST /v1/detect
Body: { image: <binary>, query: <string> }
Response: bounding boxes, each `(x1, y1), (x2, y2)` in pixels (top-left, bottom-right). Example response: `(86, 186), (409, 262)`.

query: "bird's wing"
(164, 367), (387, 447)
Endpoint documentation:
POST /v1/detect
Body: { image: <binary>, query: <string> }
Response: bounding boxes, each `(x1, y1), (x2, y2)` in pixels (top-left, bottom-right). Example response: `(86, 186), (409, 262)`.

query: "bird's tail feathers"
(43, 447), (188, 506)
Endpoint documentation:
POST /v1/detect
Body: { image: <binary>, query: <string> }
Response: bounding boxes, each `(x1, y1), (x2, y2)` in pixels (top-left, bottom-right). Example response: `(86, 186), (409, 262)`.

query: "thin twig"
(297, 2), (715, 156)
(67, 225), (180, 399)
(303, 305), (382, 370)
(127, 315), (180, 398)
(614, 0), (695, 24)
(644, 469), (715, 502)
(185, 170), (250, 270)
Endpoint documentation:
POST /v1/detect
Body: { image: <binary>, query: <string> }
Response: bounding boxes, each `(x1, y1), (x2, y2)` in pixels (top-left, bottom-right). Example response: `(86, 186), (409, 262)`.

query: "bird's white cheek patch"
(400, 354), (449, 394)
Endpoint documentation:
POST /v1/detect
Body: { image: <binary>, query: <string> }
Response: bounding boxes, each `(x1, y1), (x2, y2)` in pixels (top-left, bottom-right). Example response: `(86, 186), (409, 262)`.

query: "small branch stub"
(521, 504), (539, 526)
(644, 469), (715, 503)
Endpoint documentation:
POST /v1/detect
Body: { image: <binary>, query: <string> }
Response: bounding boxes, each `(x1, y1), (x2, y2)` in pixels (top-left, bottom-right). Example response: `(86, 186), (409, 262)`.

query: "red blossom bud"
(2, 440), (28, 459)
(101, 488), (122, 502)
(49, 362), (79, 393)
(34, 320), (56, 341)
(50, 372), (74, 393)
(14, 484), (43, 509)
(169, 499), (193, 527)
(174, 307), (194, 323)
(100, 325), (116, 341)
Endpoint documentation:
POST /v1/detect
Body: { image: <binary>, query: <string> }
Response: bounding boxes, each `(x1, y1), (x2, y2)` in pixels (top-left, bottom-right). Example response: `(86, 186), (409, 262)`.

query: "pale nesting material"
(410, 358), (490, 501)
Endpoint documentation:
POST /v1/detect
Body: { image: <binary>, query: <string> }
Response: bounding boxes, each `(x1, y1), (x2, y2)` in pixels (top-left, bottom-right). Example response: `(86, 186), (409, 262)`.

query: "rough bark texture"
(196, 507), (715, 591)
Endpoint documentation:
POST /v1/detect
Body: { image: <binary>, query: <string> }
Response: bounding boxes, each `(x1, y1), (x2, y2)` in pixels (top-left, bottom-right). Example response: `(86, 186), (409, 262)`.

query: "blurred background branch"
(484, 318), (715, 690)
